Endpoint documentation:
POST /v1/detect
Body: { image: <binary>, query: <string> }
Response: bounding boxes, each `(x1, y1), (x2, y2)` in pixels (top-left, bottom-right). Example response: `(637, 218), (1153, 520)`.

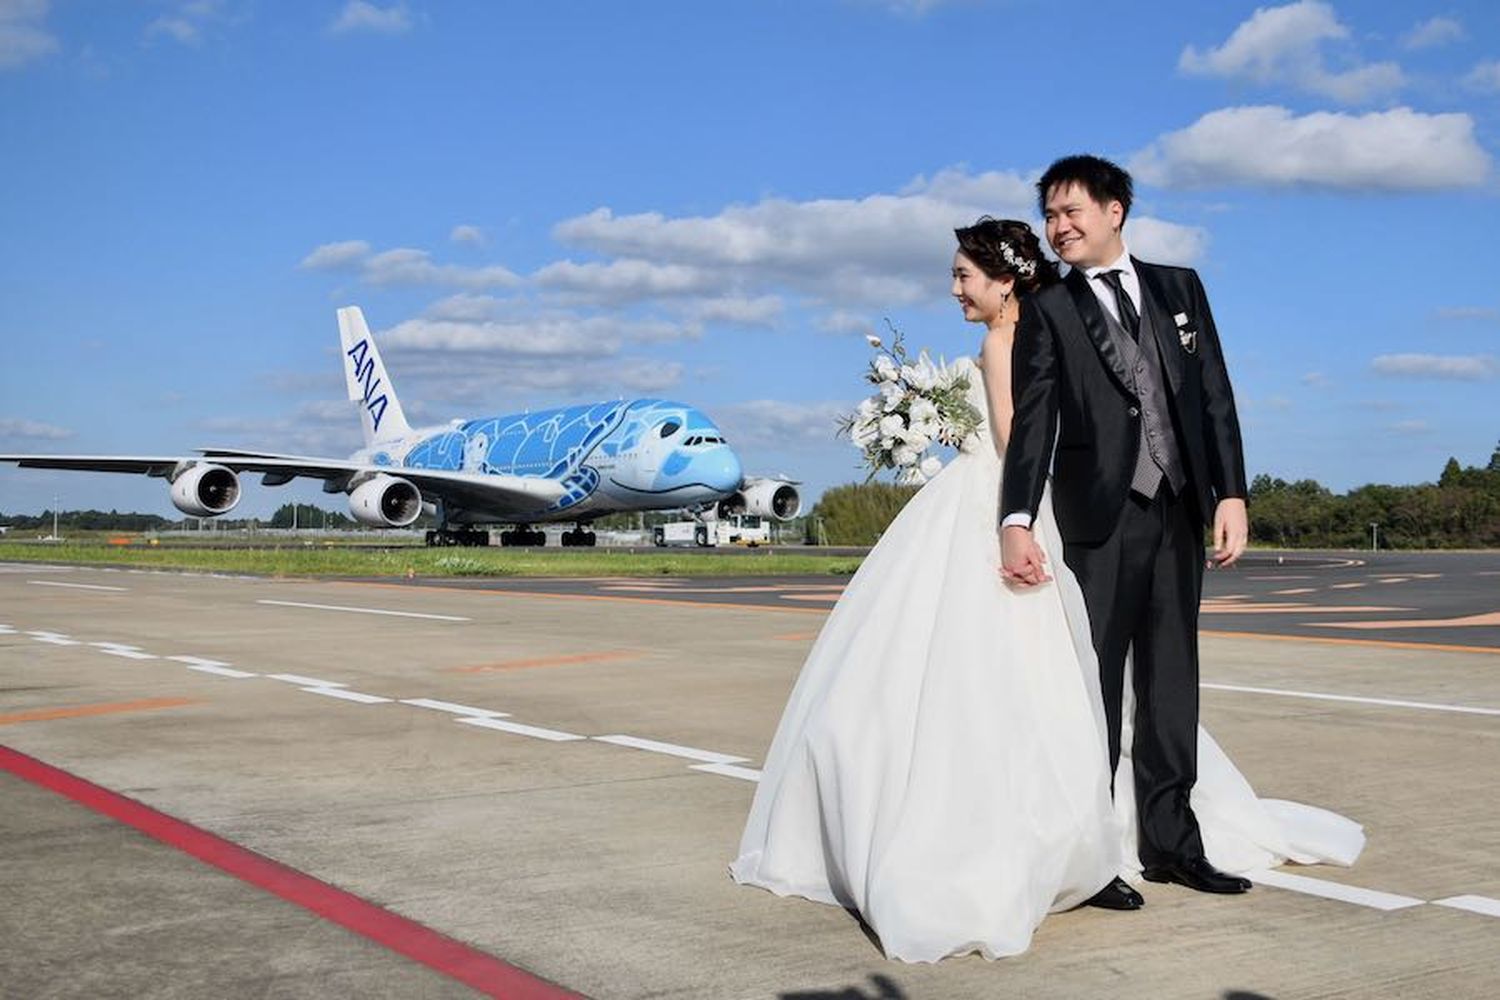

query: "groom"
(1000, 154), (1251, 909)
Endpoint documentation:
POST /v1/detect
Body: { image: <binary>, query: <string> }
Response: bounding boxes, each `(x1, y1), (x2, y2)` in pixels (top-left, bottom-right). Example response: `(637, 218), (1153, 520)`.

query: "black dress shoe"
(1141, 857), (1252, 894)
(1084, 876), (1144, 910)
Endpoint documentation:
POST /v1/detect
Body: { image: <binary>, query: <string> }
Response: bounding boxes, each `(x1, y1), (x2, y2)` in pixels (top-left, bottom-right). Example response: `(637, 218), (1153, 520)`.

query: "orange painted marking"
(773, 631), (820, 642)
(1311, 611), (1500, 631)
(1202, 630), (1500, 656)
(0, 697), (196, 726)
(446, 650), (642, 673)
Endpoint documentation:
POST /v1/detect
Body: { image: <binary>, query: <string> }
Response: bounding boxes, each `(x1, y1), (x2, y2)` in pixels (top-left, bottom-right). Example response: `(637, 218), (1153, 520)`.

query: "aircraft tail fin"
(337, 306), (413, 447)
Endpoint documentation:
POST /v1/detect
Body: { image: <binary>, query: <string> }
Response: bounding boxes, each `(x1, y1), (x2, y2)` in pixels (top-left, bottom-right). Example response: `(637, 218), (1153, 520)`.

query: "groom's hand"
(1210, 498), (1249, 568)
(1001, 525), (1051, 587)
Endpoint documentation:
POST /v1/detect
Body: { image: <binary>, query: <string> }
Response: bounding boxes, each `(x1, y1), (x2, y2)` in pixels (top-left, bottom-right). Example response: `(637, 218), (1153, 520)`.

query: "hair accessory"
(998, 239), (1037, 278)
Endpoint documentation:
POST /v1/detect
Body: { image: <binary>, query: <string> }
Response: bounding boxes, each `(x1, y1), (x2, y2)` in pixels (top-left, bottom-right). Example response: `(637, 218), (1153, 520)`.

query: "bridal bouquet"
(837, 329), (983, 485)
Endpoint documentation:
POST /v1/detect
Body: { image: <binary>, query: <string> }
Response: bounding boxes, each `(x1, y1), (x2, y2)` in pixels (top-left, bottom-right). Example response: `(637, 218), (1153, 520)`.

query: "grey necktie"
(1096, 269), (1140, 341)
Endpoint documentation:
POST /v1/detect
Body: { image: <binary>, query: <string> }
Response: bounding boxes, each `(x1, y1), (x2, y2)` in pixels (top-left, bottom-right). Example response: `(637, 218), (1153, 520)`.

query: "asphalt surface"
(2, 557), (1498, 998)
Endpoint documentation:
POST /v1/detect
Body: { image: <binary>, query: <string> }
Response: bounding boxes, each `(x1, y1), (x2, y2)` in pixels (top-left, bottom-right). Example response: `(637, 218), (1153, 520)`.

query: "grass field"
(0, 539), (864, 578)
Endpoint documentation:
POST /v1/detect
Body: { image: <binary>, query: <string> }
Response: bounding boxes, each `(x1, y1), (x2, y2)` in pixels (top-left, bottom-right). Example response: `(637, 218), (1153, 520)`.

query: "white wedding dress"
(731, 357), (1363, 963)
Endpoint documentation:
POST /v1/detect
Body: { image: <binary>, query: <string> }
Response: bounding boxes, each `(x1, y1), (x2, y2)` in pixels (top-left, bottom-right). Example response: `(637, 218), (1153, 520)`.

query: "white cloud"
(300, 239), (371, 270)
(533, 258), (715, 304)
(329, 1), (412, 36)
(145, 1), (229, 47)
(0, 0), (58, 70)
(684, 295), (783, 328)
(423, 293), (501, 322)
(1130, 106), (1491, 190)
(551, 168), (1202, 308)
(1464, 61), (1500, 92)
(818, 310), (878, 336)
(1179, 1), (1404, 104)
(1388, 420), (1433, 434)
(0, 416), (73, 441)
(1300, 372), (1328, 386)
(1370, 353), (1499, 380)
(363, 248), (520, 289)
(1402, 16), (1463, 50)
(450, 224), (484, 246)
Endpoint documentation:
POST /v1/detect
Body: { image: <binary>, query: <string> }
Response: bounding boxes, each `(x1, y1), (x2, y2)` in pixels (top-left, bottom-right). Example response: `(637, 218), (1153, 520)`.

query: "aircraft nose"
(708, 446), (743, 493)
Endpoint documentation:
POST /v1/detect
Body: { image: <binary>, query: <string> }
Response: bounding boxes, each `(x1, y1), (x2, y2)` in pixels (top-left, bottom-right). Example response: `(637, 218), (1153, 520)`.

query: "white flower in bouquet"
(837, 326), (984, 483)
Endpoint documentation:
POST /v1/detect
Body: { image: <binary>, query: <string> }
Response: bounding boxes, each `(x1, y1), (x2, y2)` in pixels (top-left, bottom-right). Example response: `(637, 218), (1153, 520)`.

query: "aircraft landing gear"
(498, 528), (546, 547)
(425, 528), (490, 547)
(560, 527), (597, 547)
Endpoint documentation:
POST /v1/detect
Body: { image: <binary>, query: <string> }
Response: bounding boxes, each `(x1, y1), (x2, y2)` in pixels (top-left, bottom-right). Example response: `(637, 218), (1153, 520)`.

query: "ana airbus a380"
(1, 307), (801, 547)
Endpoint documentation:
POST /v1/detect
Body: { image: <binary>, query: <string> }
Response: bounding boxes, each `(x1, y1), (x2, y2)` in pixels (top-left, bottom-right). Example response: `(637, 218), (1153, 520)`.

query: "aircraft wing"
(0, 451), (567, 515)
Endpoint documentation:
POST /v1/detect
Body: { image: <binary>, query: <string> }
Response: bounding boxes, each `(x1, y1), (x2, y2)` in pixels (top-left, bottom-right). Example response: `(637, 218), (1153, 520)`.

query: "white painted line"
(89, 642), (156, 660)
(592, 734), (749, 765)
(302, 687), (392, 705)
(1433, 895), (1500, 918)
(690, 762), (763, 781)
(1249, 869), (1424, 911)
(256, 599), (470, 622)
(267, 673), (346, 688)
(1202, 682), (1500, 718)
(455, 717), (585, 742)
(0, 624), (15, 634)
(27, 630), (79, 646)
(399, 698), (508, 718)
(167, 655), (257, 679)
(29, 580), (128, 592)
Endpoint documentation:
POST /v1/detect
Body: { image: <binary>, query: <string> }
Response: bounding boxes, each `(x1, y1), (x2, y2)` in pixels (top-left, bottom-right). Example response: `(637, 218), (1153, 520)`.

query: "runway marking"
(303, 687), (393, 705)
(26, 630), (79, 645)
(28, 580), (128, 592)
(782, 594), (843, 603)
(1433, 895), (1500, 918)
(1329, 582), (1367, 589)
(347, 580), (829, 616)
(267, 673), (345, 687)
(1201, 604), (1410, 614)
(1247, 575), (1313, 581)
(1270, 588), (1318, 595)
(773, 631), (820, 641)
(592, 734), (749, 765)
(455, 717), (585, 742)
(0, 697), (196, 726)
(690, 762), (762, 781)
(0, 746), (582, 1000)
(167, 655), (257, 679)
(256, 599), (470, 622)
(447, 650), (642, 673)
(1201, 629), (1500, 655)
(399, 698), (508, 718)
(89, 642), (156, 660)
(1249, 869), (1424, 911)
(1202, 682), (1500, 717)
(1310, 611), (1500, 630)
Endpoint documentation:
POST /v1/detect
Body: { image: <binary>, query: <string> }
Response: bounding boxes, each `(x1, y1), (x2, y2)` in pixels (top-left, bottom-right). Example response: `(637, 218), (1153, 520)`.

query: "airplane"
(0, 306), (802, 547)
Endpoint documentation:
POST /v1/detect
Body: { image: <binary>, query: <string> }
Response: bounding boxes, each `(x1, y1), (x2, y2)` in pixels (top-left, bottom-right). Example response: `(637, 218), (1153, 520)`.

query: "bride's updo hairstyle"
(953, 217), (1059, 296)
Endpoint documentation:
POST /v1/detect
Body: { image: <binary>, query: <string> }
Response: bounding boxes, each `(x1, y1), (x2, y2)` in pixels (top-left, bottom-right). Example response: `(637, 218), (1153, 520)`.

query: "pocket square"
(1172, 312), (1198, 354)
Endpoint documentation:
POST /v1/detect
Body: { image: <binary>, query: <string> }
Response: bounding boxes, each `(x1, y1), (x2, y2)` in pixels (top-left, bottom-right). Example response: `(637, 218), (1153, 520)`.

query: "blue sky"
(2, 0), (1498, 519)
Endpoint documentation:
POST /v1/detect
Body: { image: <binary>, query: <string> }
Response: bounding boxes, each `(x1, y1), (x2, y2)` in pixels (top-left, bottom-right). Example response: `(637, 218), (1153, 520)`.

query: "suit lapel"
(1064, 267), (1133, 392)
(1134, 259), (1184, 395)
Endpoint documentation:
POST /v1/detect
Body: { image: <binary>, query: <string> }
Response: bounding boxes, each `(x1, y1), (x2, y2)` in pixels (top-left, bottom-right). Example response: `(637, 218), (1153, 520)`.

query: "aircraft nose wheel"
(560, 527), (597, 547)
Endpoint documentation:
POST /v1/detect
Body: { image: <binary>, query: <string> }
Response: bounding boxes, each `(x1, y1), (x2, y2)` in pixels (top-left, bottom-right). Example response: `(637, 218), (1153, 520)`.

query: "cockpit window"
(658, 420), (681, 438)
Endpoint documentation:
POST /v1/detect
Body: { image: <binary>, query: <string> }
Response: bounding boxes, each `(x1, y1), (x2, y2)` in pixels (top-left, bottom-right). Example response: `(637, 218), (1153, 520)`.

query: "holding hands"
(1000, 524), (1051, 588)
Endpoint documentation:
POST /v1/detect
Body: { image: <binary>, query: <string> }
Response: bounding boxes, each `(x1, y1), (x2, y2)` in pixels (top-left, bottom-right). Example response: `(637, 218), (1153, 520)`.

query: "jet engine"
(719, 477), (801, 521)
(348, 474), (423, 528)
(169, 463), (241, 517)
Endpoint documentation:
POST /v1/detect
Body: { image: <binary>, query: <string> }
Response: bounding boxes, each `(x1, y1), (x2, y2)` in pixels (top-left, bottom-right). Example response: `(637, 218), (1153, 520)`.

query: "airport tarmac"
(2, 556), (1498, 999)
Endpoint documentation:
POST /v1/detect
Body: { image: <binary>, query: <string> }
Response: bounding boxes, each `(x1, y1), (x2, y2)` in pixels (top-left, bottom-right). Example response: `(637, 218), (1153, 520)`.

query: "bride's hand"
(1000, 525), (1051, 587)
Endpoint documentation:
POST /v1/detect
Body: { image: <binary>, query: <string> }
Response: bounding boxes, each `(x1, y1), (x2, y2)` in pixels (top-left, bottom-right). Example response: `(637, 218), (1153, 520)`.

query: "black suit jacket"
(1001, 259), (1247, 544)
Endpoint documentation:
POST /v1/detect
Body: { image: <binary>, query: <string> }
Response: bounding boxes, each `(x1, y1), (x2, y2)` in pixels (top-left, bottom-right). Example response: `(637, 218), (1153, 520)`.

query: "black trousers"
(1063, 485), (1206, 867)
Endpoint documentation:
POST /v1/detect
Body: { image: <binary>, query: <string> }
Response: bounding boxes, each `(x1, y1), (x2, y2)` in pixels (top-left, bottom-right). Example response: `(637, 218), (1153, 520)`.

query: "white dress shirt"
(1001, 245), (1136, 531)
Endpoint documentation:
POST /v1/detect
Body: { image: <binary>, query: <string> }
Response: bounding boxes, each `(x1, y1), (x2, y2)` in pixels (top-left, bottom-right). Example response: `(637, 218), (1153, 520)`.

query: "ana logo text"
(345, 339), (389, 433)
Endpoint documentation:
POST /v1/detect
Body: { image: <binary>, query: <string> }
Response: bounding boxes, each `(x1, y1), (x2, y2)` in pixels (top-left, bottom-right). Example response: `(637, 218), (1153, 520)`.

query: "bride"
(730, 218), (1363, 963)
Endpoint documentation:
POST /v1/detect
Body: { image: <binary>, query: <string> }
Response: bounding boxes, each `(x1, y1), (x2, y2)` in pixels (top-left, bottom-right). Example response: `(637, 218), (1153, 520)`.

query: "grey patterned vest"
(1101, 300), (1187, 500)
